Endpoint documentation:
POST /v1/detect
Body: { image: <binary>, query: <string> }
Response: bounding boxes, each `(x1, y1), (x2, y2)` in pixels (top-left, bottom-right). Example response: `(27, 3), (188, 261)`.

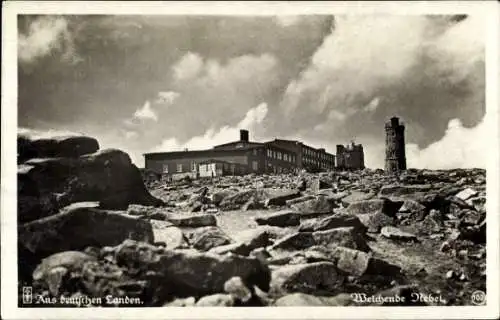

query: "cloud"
(133, 100), (158, 122)
(364, 97), (380, 112)
(152, 102), (269, 152)
(18, 16), (80, 64)
(275, 15), (485, 169)
(124, 131), (138, 139)
(160, 52), (279, 141)
(173, 52), (204, 81)
(155, 91), (180, 105)
(406, 117), (487, 169)
(18, 127), (85, 139)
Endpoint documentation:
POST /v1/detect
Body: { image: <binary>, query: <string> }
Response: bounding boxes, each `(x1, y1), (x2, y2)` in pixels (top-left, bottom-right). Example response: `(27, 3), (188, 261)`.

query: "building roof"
(143, 146), (258, 158)
(213, 140), (263, 149)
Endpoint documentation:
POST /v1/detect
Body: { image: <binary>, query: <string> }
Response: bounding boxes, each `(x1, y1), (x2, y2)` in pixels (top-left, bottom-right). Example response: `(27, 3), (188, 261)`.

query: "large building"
(143, 130), (337, 179)
(336, 142), (365, 170)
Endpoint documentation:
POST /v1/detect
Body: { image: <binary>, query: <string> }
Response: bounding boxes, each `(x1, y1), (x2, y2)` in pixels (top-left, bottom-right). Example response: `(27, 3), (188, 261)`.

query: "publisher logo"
(22, 287), (33, 304)
(471, 290), (486, 306)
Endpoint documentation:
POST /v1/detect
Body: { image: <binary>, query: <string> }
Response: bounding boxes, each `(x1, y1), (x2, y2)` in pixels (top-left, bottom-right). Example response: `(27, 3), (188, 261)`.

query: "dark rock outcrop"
(18, 148), (163, 223)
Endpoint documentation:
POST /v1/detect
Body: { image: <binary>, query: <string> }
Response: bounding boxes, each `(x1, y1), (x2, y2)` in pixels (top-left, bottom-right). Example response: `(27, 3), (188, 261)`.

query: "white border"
(2, 1), (499, 319)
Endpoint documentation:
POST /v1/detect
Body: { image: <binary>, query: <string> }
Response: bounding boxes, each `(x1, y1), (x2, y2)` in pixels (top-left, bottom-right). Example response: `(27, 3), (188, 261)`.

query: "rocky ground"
(17, 134), (486, 307)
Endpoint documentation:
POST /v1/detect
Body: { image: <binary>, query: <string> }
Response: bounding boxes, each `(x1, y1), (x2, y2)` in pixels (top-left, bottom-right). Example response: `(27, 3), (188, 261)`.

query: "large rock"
(291, 196), (337, 218)
(156, 248), (271, 297)
(299, 214), (367, 233)
(167, 214), (217, 227)
(381, 226), (417, 241)
(331, 246), (401, 277)
(32, 251), (97, 296)
(18, 149), (163, 223)
(191, 227), (232, 251)
(378, 184), (433, 202)
(340, 191), (375, 207)
(219, 190), (263, 211)
(18, 203), (154, 260)
(150, 220), (186, 249)
(454, 188), (478, 201)
(269, 232), (316, 251)
(210, 227), (271, 256)
(265, 189), (301, 206)
(397, 200), (427, 222)
(18, 134), (100, 162)
(254, 210), (301, 227)
(346, 199), (384, 215)
(346, 199), (400, 232)
(312, 227), (370, 252)
(270, 262), (343, 295)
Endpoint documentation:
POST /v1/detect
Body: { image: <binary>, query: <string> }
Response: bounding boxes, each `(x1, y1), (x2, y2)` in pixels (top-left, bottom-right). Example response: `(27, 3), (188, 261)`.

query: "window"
(273, 151), (276, 158)
(163, 164), (169, 173)
(284, 154), (288, 161)
(252, 161), (258, 171)
(277, 152), (282, 160)
(231, 164), (236, 173)
(191, 161), (197, 172)
(253, 149), (258, 156)
(267, 149), (271, 157)
(176, 164), (183, 172)
(224, 163), (229, 170)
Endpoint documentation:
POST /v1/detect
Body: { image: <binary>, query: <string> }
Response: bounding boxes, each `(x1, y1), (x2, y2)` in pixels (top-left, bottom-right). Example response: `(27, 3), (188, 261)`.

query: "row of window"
(303, 148), (334, 162)
(266, 149), (295, 163)
(163, 161), (258, 174)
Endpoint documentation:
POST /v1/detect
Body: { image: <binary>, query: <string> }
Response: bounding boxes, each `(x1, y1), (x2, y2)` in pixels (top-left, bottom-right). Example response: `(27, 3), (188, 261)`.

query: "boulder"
(32, 251), (96, 295)
(209, 228), (271, 256)
(397, 200), (427, 221)
(18, 203), (154, 260)
(340, 191), (375, 207)
(224, 277), (252, 302)
(219, 190), (261, 211)
(330, 246), (401, 277)
(299, 214), (367, 233)
(157, 248), (271, 297)
(454, 188), (478, 201)
(381, 226), (418, 241)
(18, 149), (163, 223)
(346, 199), (384, 215)
(18, 134), (100, 162)
(167, 214), (217, 227)
(378, 184), (433, 202)
(291, 196), (337, 218)
(270, 262), (343, 295)
(254, 211), (301, 227)
(150, 220), (186, 249)
(312, 227), (370, 252)
(191, 227), (232, 251)
(285, 195), (316, 206)
(265, 189), (301, 206)
(269, 232), (316, 251)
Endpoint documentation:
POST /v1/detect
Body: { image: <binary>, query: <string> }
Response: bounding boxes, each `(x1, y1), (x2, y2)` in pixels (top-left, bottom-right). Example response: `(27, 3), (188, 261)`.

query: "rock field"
(17, 134), (486, 307)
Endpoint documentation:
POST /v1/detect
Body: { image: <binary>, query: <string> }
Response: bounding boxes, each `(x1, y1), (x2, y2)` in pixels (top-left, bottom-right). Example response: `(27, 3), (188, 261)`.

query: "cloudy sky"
(17, 14), (486, 169)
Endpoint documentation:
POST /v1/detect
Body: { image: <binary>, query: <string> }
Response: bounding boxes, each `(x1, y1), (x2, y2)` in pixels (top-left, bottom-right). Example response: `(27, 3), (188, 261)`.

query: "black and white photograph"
(2, 1), (499, 319)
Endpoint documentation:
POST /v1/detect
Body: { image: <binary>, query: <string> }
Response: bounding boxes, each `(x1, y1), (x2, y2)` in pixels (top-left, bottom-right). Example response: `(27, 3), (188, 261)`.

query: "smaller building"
(336, 142), (365, 170)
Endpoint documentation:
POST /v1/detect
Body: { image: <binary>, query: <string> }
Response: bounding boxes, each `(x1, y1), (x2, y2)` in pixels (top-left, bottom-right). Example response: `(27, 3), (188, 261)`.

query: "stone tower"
(385, 117), (406, 173)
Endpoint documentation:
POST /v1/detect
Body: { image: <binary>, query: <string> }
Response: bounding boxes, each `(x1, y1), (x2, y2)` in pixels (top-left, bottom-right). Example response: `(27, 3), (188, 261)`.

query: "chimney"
(390, 117), (399, 127)
(240, 129), (249, 142)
